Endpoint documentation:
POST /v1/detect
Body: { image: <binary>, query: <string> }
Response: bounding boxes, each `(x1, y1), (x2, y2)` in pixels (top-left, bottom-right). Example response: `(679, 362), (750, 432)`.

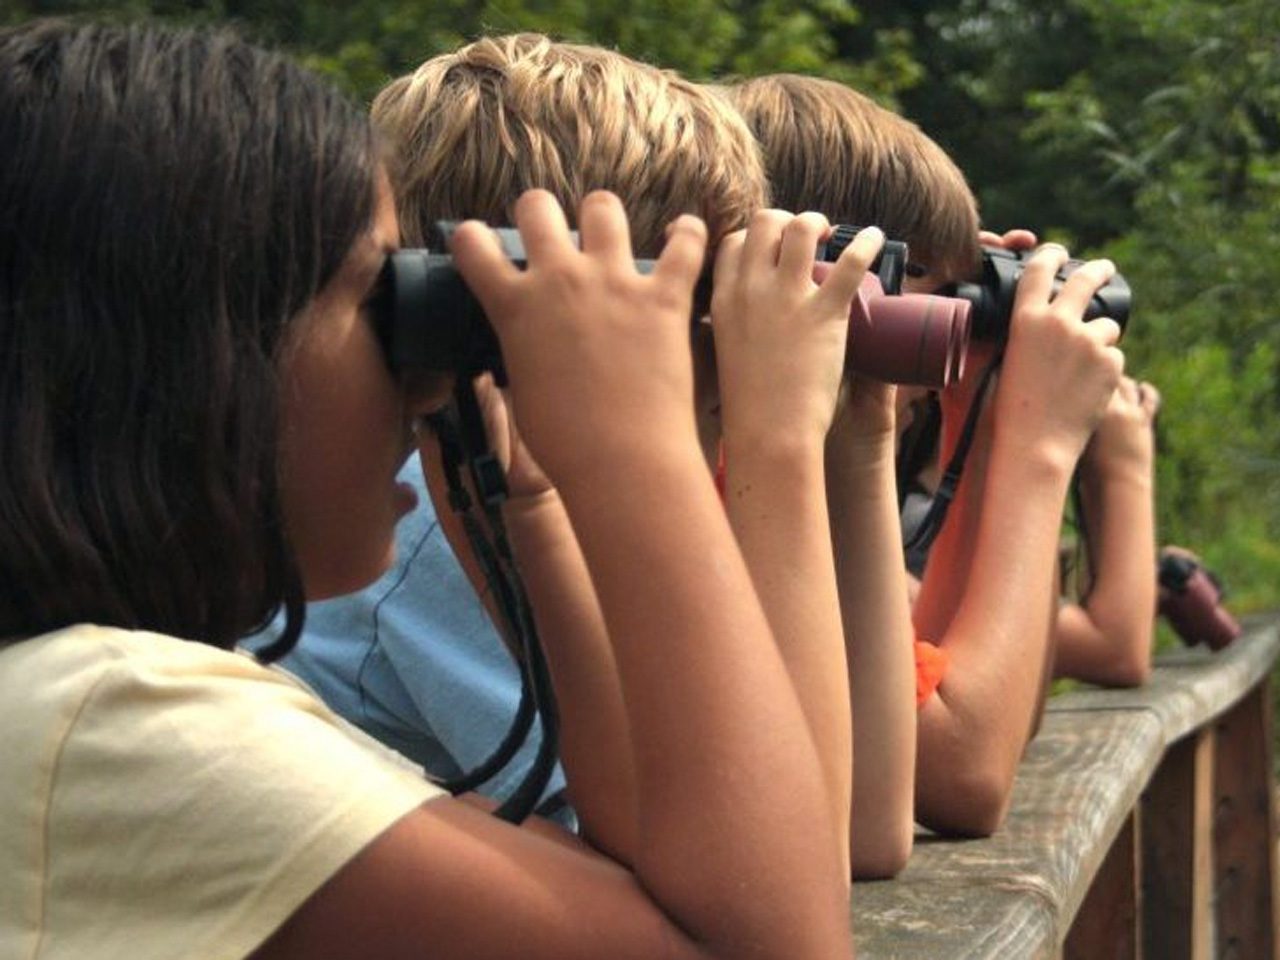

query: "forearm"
(827, 437), (916, 877)
(557, 445), (852, 956)
(1052, 468), (1156, 685)
(503, 491), (637, 859)
(723, 437), (853, 874)
(918, 440), (1073, 810)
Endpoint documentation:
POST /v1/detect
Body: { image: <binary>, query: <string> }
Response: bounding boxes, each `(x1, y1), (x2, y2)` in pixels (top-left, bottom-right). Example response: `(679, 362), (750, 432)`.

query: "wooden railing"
(852, 614), (1280, 959)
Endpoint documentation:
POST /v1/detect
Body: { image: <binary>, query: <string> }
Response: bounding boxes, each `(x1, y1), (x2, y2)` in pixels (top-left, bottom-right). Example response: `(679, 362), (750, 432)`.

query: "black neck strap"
(428, 380), (560, 823)
(903, 354), (1004, 556)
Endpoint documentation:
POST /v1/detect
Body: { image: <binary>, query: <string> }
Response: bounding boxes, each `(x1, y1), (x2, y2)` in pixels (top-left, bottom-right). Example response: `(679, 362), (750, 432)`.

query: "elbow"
(1103, 654), (1151, 688)
(1080, 642), (1152, 688)
(851, 823), (913, 880)
(916, 764), (1013, 839)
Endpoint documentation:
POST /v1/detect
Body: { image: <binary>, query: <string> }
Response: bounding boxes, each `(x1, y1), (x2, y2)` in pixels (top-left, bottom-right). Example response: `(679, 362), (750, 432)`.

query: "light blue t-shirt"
(250, 459), (565, 810)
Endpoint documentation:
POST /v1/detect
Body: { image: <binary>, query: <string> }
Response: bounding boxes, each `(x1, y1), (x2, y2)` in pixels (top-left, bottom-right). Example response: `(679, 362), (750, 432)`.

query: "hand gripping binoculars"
(371, 222), (1130, 391)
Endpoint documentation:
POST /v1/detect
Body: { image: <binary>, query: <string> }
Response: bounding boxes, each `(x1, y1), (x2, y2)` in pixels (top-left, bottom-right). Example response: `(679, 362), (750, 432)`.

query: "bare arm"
(417, 409), (636, 856)
(712, 213), (884, 877)
(255, 192), (854, 960)
(826, 381), (916, 878)
(913, 248), (1125, 837)
(1052, 378), (1158, 686)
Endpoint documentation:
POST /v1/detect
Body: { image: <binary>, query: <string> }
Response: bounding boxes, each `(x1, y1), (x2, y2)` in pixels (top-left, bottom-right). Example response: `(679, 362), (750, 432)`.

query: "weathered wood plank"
(854, 709), (1164, 957)
(1064, 811), (1141, 960)
(852, 618), (1280, 959)
(1141, 728), (1214, 960)
(1212, 681), (1278, 960)
(1045, 617), (1280, 745)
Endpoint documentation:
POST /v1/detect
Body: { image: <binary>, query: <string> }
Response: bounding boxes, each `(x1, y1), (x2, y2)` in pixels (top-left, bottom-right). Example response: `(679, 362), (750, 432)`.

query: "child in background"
(728, 73), (1129, 841)
(0, 20), (858, 958)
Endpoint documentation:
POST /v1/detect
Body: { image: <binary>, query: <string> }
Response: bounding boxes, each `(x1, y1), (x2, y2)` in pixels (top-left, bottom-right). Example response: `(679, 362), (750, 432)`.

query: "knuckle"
(752, 208), (791, 231)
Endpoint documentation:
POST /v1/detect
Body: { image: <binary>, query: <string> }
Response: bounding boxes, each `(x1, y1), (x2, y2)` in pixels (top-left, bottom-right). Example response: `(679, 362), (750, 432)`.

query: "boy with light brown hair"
(287, 36), (891, 891)
(727, 73), (1140, 853)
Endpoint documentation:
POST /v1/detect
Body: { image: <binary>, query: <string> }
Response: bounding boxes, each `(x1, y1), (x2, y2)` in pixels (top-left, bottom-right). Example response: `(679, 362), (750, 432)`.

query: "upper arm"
(251, 798), (706, 960)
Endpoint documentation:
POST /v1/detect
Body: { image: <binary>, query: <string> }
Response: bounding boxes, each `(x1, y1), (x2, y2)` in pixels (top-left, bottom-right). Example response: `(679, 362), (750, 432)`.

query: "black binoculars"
(941, 246), (1132, 342)
(371, 222), (1130, 391)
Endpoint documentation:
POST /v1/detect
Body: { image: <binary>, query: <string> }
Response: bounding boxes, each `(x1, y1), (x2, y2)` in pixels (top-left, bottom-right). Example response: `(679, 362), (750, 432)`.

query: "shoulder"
(0, 624), (444, 960)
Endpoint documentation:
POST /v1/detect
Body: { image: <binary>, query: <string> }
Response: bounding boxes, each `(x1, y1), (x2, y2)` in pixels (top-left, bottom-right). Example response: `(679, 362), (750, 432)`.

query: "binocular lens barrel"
(847, 278), (971, 388)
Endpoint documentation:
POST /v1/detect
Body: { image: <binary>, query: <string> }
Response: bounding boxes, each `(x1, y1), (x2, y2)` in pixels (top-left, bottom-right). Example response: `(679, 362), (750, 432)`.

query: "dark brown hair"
(0, 21), (377, 653)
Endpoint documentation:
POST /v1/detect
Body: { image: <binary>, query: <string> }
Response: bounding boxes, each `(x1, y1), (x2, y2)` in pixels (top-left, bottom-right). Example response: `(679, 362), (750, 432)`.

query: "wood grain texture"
(1064, 812), (1140, 960)
(1212, 683), (1278, 960)
(1141, 728), (1214, 960)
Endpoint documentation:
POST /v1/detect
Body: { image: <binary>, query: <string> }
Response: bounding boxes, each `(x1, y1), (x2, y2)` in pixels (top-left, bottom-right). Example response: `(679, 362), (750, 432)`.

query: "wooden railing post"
(1213, 679), (1279, 960)
(1065, 811), (1142, 960)
(1142, 727), (1215, 960)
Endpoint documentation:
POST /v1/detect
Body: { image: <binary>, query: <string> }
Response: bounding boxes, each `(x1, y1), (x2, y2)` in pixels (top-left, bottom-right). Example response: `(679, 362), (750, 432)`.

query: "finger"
(1140, 381), (1162, 416)
(654, 214), (708, 294)
(814, 225), (883, 314)
(979, 228), (1038, 251)
(711, 227), (746, 301)
(1118, 376), (1140, 404)
(450, 220), (524, 318)
(512, 189), (575, 265)
(1081, 315), (1123, 348)
(741, 208), (791, 272)
(578, 190), (634, 269)
(1011, 243), (1070, 310)
(1001, 229), (1038, 251)
(779, 211), (829, 282)
(1034, 240), (1071, 258)
(1052, 258), (1116, 319)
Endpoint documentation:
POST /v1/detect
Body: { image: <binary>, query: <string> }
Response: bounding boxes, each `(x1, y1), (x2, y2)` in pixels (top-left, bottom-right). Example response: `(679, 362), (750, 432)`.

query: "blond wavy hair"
(725, 74), (981, 281)
(374, 34), (768, 256)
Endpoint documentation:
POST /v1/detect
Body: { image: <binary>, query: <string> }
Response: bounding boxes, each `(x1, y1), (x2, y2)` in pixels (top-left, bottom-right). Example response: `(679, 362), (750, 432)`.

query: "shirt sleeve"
(40, 641), (444, 960)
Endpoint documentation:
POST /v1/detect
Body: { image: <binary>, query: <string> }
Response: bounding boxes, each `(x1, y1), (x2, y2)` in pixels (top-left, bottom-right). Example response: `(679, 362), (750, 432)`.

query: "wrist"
(990, 425), (1079, 489)
(1079, 464), (1154, 500)
(722, 425), (827, 471)
(826, 429), (895, 478)
(553, 431), (708, 501)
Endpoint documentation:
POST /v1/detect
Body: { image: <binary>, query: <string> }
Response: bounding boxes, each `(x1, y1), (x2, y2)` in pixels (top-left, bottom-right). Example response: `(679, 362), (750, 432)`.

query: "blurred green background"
(4, 0), (1278, 621)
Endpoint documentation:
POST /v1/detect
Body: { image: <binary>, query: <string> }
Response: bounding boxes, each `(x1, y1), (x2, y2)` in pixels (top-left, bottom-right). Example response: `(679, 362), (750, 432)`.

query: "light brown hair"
(725, 74), (981, 281)
(373, 34), (769, 257)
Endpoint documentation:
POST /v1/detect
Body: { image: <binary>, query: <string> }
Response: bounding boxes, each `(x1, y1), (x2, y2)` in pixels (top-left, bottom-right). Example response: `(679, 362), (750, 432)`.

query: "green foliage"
(5, 0), (1278, 613)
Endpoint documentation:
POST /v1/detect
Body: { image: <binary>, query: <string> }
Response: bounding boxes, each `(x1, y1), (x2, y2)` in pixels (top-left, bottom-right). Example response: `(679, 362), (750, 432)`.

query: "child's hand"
(978, 228), (1038, 250)
(937, 228), (1036, 422)
(471, 372), (555, 501)
(449, 189), (707, 484)
(711, 211), (883, 451)
(1081, 376), (1160, 482)
(994, 245), (1125, 471)
(827, 376), (897, 467)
